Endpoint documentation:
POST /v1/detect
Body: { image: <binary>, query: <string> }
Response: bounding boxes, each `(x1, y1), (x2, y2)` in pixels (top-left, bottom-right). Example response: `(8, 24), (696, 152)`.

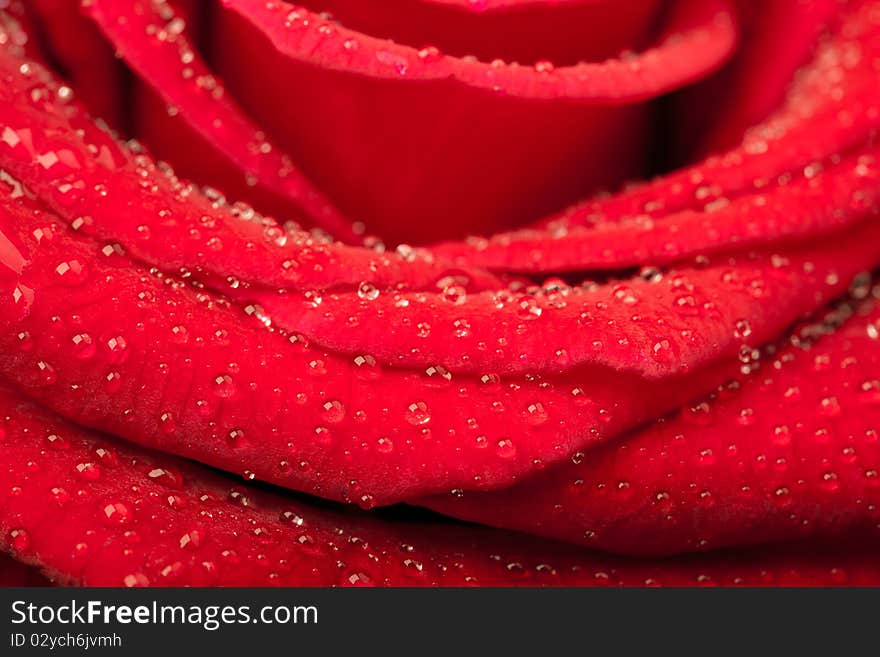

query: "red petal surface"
(436, 0), (880, 271)
(1, 0), (878, 588)
(426, 289), (880, 555)
(212, 0), (736, 243)
(25, 0), (126, 129)
(0, 4), (878, 506)
(219, 0), (735, 103)
(276, 219), (880, 378)
(691, 0), (841, 155)
(273, 0), (664, 66)
(0, 35), (501, 293)
(0, 21), (773, 510)
(2, 382), (879, 586)
(0, 192), (742, 503)
(432, 148), (880, 272)
(86, 0), (359, 241)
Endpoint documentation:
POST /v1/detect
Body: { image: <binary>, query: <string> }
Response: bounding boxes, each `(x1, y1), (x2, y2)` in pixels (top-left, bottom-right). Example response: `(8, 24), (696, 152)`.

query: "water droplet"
(441, 285), (467, 305)
(343, 571), (375, 586)
(16, 332), (33, 352)
(321, 400), (346, 424)
(425, 365), (452, 385)
(213, 373), (236, 398)
(104, 371), (122, 393)
(417, 45), (442, 62)
(773, 486), (792, 508)
(496, 439), (516, 459)
(53, 258), (88, 286)
(45, 433), (70, 450)
(357, 281), (380, 301)
(651, 340), (674, 365)
(71, 333), (96, 359)
(94, 447), (119, 467)
(159, 411), (176, 434)
(75, 462), (101, 481)
(105, 335), (129, 364)
(170, 324), (190, 345)
(405, 401), (431, 426)
(123, 573), (150, 587)
(35, 361), (57, 385)
(353, 354), (380, 380)
(147, 467), (183, 488)
(819, 396), (842, 418)
(821, 472), (840, 492)
(8, 528), (30, 553)
(734, 319), (753, 339)
(179, 529), (204, 550)
(524, 402), (548, 426)
(227, 428), (246, 447)
(516, 295), (543, 320)
(772, 425), (792, 446)
(683, 401), (715, 426)
(100, 501), (133, 525)
(737, 408), (755, 427)
(279, 511), (304, 526)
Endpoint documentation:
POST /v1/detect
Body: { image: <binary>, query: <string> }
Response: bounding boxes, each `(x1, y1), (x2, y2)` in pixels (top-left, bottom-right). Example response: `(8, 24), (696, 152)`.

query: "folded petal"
(425, 286), (880, 555)
(437, 0), (880, 271)
(212, 0), (736, 243)
(2, 382), (879, 586)
(0, 192), (736, 503)
(274, 0), (664, 66)
(0, 33), (500, 293)
(277, 218), (880, 378)
(86, 0), (359, 240)
(687, 0), (841, 155)
(1, 0), (876, 588)
(24, 0), (126, 129)
(433, 148), (880, 272)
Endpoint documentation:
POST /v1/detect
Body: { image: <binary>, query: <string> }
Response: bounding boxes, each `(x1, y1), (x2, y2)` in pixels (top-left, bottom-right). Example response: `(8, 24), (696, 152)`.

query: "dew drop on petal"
(8, 528), (30, 553)
(405, 401), (431, 426)
(100, 501), (133, 526)
(496, 439), (517, 459)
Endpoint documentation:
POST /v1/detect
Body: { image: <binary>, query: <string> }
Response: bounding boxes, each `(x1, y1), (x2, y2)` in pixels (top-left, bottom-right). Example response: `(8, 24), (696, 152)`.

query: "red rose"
(0, 0), (879, 586)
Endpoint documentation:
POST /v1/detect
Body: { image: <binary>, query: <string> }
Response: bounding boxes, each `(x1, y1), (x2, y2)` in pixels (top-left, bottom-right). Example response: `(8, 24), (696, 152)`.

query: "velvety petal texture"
(211, 0), (737, 243)
(0, 0), (879, 587)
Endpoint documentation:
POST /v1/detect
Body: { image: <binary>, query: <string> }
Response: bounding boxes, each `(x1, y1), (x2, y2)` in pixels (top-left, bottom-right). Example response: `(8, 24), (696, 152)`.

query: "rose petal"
(86, 0), (359, 240)
(1, 0), (876, 587)
(2, 382), (879, 586)
(212, 0), (736, 242)
(0, 32), (501, 293)
(0, 191), (742, 503)
(684, 0), (841, 155)
(425, 288), (880, 555)
(24, 0), (126, 129)
(274, 217), (880, 378)
(436, 0), (880, 270)
(431, 147), (880, 272)
(275, 0), (663, 66)
(0, 382), (611, 586)
(1, 11), (876, 502)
